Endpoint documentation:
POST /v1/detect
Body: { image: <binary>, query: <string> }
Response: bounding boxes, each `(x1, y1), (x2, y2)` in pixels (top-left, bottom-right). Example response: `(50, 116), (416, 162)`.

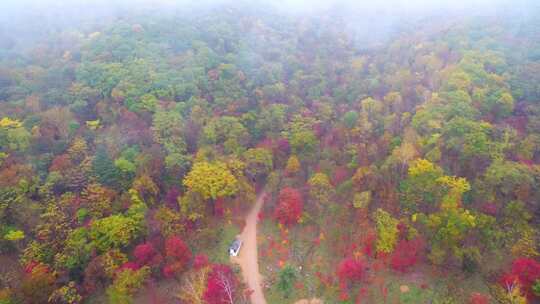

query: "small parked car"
(229, 238), (243, 257)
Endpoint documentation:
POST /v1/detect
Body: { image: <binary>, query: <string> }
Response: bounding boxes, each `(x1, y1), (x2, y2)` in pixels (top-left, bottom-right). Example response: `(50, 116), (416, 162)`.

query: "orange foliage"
(49, 154), (73, 172)
(0, 163), (33, 187)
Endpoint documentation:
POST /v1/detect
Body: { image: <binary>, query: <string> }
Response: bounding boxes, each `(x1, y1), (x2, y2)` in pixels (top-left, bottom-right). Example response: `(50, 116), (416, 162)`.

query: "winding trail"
(231, 192), (267, 304)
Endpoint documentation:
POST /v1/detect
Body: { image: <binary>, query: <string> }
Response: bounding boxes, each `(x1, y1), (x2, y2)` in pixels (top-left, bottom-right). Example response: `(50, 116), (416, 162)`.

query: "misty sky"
(0, 0), (535, 17)
(0, 0), (537, 50)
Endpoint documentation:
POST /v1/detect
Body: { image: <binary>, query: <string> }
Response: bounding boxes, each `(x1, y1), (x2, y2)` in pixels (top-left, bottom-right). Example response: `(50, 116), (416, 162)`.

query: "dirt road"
(231, 192), (267, 304)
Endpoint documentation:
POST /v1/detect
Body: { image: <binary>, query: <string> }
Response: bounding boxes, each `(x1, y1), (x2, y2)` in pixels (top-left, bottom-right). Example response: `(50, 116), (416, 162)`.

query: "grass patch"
(208, 223), (240, 264)
(258, 218), (339, 303)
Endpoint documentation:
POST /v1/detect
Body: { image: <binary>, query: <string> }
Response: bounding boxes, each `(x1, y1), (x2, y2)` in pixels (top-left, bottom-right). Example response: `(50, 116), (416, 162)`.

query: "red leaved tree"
(20, 262), (56, 304)
(118, 261), (140, 272)
(165, 236), (191, 262)
(203, 264), (238, 304)
(337, 258), (367, 283)
(390, 238), (424, 272)
(134, 243), (158, 266)
(274, 187), (303, 226)
(163, 236), (192, 278)
(500, 258), (540, 300)
(337, 257), (368, 301)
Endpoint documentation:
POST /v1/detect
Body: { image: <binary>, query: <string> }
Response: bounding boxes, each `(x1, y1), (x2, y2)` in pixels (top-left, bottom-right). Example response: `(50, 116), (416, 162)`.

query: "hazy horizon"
(1, 0), (537, 53)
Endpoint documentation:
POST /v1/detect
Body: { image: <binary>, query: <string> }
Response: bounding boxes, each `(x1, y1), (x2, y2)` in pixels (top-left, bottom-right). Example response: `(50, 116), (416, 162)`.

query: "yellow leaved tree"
(183, 161), (238, 200)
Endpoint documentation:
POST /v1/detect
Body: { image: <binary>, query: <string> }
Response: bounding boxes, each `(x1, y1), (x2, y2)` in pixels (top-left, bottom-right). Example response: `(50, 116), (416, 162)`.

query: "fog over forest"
(1, 0), (537, 48)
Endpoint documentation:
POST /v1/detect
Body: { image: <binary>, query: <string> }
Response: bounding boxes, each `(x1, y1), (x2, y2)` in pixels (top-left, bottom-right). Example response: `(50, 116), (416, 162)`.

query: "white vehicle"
(229, 238), (243, 257)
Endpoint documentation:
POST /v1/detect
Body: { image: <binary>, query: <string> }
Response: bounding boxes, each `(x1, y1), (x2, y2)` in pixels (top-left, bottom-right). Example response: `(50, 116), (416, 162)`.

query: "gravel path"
(231, 192), (267, 304)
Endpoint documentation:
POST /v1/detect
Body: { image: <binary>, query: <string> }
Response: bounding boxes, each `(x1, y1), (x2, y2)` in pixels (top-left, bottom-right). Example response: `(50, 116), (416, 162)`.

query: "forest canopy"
(0, 0), (539, 303)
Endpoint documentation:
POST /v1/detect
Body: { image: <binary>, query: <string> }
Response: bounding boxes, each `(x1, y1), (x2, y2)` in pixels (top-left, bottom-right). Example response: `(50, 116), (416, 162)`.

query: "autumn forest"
(0, 1), (540, 303)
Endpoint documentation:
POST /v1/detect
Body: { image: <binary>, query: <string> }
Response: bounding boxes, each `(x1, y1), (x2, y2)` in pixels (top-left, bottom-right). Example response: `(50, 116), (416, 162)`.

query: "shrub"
(277, 265), (296, 298)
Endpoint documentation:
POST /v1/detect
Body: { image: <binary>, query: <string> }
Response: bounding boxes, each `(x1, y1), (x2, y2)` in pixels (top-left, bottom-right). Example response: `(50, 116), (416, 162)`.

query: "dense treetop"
(0, 2), (539, 303)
